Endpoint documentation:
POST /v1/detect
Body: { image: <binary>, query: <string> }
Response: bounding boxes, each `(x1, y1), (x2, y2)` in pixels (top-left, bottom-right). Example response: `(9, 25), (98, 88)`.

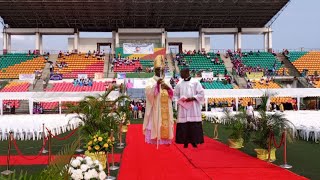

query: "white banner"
(123, 43), (154, 54)
(19, 74), (35, 81)
(78, 74), (88, 79)
(202, 72), (213, 79)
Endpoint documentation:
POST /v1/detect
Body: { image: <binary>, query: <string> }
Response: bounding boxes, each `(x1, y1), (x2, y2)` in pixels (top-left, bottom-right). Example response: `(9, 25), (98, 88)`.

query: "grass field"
(1, 120), (319, 179)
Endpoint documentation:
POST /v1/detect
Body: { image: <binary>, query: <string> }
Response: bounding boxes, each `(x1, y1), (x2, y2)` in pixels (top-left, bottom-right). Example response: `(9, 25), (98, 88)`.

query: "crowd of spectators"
(73, 78), (93, 87)
(228, 50), (279, 77)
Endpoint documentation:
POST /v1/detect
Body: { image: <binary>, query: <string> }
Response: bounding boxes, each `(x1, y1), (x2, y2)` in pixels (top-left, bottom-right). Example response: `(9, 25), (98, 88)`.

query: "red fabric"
(0, 154), (121, 166)
(118, 124), (307, 180)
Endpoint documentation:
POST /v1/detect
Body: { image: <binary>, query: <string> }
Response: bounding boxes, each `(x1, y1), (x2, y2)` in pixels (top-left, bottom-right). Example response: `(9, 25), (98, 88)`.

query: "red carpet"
(118, 124), (307, 180)
(0, 154), (121, 166)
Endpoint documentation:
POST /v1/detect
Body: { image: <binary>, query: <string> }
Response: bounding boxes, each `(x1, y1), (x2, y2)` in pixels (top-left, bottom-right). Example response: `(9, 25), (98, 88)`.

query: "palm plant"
(223, 109), (250, 141)
(65, 85), (130, 137)
(252, 93), (293, 149)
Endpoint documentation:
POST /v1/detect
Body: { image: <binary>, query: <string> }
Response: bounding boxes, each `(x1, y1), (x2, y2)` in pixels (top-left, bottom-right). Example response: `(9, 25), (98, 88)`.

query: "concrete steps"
(220, 55), (233, 73)
(166, 54), (175, 72)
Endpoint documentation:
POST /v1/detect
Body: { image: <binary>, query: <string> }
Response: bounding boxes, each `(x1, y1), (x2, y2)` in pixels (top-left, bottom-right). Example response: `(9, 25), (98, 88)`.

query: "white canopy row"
(0, 91), (119, 115)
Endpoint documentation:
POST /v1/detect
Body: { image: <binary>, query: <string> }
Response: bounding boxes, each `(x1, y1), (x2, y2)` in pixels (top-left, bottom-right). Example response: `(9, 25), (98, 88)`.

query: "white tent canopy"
(0, 91), (119, 101)
(204, 88), (320, 98)
(0, 91), (120, 115)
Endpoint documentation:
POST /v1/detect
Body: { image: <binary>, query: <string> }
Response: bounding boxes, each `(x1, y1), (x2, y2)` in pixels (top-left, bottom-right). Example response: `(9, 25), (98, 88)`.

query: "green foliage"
(223, 109), (250, 142)
(65, 86), (130, 138)
(252, 93), (293, 149)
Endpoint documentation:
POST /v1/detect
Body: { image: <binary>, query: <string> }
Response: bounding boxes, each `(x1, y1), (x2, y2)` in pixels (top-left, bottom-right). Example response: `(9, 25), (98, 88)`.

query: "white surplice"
(174, 78), (205, 123)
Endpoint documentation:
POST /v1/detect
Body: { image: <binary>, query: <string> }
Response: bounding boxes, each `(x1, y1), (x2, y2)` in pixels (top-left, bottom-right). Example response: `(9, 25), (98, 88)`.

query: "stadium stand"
(287, 51), (308, 63)
(57, 54), (104, 78)
(0, 81), (30, 109)
(0, 54), (44, 79)
(42, 81), (111, 109)
(178, 53), (226, 74)
(201, 81), (233, 89)
(242, 52), (282, 70)
(291, 51), (320, 75)
(251, 79), (281, 89)
(45, 81), (109, 92)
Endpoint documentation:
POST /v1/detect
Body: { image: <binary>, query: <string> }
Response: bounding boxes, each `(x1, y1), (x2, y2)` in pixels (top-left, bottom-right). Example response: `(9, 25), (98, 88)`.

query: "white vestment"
(143, 76), (174, 141)
(174, 78), (205, 123)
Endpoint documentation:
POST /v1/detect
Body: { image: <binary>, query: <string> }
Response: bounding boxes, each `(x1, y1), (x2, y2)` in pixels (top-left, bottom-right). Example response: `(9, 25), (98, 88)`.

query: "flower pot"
(254, 148), (276, 161)
(227, 138), (244, 149)
(122, 125), (128, 133)
(84, 151), (107, 169)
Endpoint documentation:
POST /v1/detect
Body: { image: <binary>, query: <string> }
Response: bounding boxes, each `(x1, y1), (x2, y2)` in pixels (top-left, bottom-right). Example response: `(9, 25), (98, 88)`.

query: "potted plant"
(223, 109), (249, 148)
(252, 94), (293, 161)
(84, 131), (114, 169)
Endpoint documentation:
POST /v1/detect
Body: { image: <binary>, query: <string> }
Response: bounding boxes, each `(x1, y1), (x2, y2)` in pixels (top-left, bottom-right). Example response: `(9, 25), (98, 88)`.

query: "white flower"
(93, 160), (100, 165)
(86, 159), (93, 166)
(98, 171), (107, 180)
(84, 156), (92, 162)
(80, 164), (89, 172)
(84, 172), (92, 180)
(88, 169), (98, 179)
(76, 156), (84, 162)
(71, 169), (83, 180)
(98, 164), (103, 172)
(71, 159), (81, 168)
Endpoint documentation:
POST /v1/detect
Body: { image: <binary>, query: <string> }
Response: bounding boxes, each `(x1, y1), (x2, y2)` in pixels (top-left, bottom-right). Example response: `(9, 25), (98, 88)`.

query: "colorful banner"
(123, 43), (154, 54)
(50, 74), (63, 81)
(19, 74), (35, 81)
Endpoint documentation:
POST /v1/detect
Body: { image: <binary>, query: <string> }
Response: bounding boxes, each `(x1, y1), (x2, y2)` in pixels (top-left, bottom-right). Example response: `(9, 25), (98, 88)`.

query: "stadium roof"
(0, 0), (289, 32)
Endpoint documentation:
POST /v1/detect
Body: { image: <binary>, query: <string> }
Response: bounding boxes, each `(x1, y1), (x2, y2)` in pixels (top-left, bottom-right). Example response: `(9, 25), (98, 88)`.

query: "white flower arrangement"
(69, 156), (107, 180)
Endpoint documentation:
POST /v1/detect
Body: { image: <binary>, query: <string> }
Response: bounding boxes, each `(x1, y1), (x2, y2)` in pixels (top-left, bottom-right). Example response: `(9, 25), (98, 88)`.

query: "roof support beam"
(5, 28), (75, 35)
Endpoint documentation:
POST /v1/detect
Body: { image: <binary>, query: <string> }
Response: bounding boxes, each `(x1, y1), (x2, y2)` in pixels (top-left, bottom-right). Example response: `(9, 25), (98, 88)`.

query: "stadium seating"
(113, 61), (142, 72)
(57, 54), (104, 78)
(45, 81), (108, 92)
(251, 80), (281, 89)
(0, 81), (30, 108)
(287, 51), (308, 63)
(43, 81), (110, 109)
(179, 54), (226, 74)
(291, 51), (320, 75)
(0, 54), (44, 79)
(201, 81), (233, 89)
(140, 60), (154, 69)
(242, 52), (282, 70)
(208, 98), (235, 107)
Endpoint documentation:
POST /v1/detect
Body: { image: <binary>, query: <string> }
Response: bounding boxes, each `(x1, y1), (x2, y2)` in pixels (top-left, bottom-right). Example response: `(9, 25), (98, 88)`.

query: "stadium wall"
(68, 38), (113, 53)
(167, 37), (210, 52)
(68, 37), (210, 54)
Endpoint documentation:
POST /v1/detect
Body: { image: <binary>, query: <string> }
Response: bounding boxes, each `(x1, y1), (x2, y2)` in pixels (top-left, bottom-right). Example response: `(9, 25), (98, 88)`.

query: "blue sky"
(0, 0), (319, 52)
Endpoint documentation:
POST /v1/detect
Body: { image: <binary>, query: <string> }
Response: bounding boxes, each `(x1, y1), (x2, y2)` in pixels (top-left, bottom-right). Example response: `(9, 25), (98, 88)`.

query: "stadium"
(0, 0), (319, 179)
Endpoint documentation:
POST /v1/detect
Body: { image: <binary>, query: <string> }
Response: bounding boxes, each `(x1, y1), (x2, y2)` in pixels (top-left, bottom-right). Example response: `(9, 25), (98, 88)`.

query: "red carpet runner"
(118, 124), (307, 180)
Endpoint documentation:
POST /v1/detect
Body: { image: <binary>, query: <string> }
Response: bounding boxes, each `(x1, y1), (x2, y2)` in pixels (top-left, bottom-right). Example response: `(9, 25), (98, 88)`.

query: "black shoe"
(184, 144), (188, 148)
(191, 143), (197, 148)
